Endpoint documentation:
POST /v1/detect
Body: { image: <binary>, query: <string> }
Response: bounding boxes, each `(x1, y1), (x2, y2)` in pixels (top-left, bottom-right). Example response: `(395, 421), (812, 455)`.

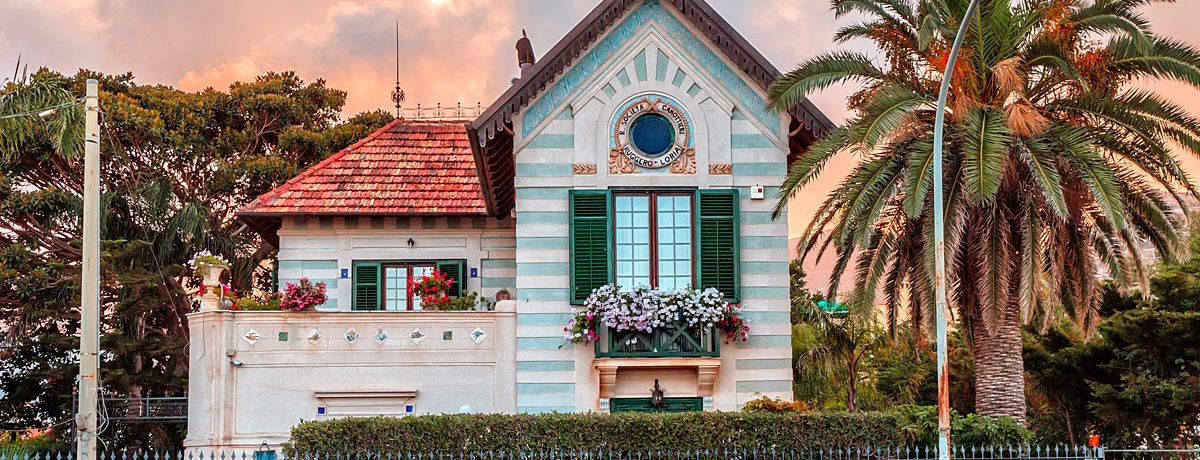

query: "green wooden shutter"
(436, 260), (467, 297)
(696, 189), (740, 302)
(352, 261), (381, 311)
(570, 189), (612, 304)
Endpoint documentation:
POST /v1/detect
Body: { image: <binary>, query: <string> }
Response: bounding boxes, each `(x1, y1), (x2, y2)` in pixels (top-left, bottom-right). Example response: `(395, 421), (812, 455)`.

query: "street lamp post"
(933, 3), (980, 460)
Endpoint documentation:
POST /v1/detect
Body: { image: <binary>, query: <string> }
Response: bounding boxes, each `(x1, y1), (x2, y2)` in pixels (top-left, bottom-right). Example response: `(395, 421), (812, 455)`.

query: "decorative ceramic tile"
(442, 331), (453, 341)
(306, 328), (322, 345)
(409, 328), (425, 344)
(345, 328), (360, 343)
(470, 327), (487, 344)
(374, 328), (388, 344)
(278, 331), (289, 342)
(243, 329), (261, 346)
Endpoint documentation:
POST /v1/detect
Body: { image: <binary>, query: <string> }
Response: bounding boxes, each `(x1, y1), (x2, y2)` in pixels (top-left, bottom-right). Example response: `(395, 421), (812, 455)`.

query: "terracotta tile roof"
(239, 119), (487, 216)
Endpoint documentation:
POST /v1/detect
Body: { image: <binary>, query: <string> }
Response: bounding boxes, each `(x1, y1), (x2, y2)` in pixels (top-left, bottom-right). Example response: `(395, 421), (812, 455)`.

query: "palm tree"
(795, 301), (890, 412)
(0, 61), (84, 159)
(768, 0), (1200, 422)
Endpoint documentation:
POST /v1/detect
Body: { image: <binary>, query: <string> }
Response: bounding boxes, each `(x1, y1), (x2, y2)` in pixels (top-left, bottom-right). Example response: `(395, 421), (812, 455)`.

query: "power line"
(0, 99), (82, 120)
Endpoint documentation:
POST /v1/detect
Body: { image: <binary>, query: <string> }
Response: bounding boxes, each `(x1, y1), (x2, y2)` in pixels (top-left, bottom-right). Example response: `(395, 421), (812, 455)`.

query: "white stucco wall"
(184, 305), (517, 450)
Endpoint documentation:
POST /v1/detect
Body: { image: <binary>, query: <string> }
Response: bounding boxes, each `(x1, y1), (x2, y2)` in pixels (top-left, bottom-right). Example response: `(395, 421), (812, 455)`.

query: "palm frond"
(773, 127), (851, 218)
(960, 107), (1013, 202)
(768, 52), (887, 112)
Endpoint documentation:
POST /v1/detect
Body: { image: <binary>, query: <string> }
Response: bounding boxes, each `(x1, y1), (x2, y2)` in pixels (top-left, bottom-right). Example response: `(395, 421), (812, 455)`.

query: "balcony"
(594, 322), (720, 358)
(592, 322), (721, 399)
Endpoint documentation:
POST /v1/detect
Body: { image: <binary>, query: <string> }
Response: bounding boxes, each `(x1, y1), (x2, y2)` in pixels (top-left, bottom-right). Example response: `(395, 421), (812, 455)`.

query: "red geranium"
(410, 270), (455, 310)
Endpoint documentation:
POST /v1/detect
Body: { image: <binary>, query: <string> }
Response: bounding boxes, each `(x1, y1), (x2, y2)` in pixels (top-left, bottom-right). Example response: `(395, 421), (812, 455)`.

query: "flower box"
(595, 322), (719, 358)
(565, 284), (749, 358)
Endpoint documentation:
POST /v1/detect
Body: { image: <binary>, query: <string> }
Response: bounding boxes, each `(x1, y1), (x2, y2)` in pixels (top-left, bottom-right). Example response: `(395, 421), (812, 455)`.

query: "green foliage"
(1025, 220), (1200, 445)
(770, 0), (1199, 420)
(284, 412), (915, 453)
(435, 291), (480, 311)
(889, 406), (1031, 446)
(789, 259), (975, 414)
(235, 294), (282, 311)
(0, 433), (62, 453)
(741, 396), (810, 413)
(0, 69), (392, 445)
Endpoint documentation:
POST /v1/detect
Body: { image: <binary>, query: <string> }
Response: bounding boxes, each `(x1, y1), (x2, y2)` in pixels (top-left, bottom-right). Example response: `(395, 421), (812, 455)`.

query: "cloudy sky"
(3, 0), (1199, 233)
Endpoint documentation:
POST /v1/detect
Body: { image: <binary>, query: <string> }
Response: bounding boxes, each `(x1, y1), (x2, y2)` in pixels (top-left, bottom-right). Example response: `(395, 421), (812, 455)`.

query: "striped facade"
(510, 0), (793, 412)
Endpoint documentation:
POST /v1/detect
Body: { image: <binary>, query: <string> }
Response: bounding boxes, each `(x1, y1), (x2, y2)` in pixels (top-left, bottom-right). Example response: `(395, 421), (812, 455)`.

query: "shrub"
(285, 411), (909, 454)
(890, 405), (1031, 446)
(741, 396), (810, 413)
(236, 294), (282, 311)
(434, 291), (480, 311)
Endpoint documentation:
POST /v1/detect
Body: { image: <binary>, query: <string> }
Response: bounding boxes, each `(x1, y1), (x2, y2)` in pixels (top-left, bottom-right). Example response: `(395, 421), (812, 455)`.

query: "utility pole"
(933, 3), (979, 460)
(76, 78), (101, 460)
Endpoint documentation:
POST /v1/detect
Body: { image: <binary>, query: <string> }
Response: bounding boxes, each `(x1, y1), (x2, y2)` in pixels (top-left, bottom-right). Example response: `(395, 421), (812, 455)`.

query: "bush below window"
(287, 412), (911, 453)
(285, 409), (1032, 454)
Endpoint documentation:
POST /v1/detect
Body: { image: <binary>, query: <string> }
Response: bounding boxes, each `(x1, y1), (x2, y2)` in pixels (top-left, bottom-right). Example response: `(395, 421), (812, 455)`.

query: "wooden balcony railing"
(594, 322), (720, 358)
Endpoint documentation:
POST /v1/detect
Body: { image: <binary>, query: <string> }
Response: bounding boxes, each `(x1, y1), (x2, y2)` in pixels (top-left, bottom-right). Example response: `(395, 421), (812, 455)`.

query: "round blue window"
(629, 113), (675, 157)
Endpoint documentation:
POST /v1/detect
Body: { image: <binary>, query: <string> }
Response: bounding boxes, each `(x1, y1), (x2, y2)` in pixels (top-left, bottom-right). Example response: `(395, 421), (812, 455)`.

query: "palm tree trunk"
(971, 300), (1026, 423)
(846, 355), (859, 412)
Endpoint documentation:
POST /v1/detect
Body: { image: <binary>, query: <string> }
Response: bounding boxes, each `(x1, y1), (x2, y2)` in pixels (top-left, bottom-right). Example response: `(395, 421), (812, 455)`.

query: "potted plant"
(409, 270), (483, 311)
(189, 250), (230, 311)
(281, 277), (328, 312)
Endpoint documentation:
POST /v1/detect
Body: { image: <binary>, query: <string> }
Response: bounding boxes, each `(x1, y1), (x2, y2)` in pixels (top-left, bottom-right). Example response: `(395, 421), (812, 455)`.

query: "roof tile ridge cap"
(239, 118), (407, 212)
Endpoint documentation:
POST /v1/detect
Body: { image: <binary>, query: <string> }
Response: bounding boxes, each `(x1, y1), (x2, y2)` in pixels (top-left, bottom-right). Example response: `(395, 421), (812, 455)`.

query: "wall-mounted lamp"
(650, 379), (665, 408)
(407, 238), (416, 248)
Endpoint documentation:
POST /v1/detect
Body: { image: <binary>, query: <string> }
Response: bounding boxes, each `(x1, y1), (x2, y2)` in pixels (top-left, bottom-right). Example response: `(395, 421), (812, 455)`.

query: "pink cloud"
(176, 56), (268, 92)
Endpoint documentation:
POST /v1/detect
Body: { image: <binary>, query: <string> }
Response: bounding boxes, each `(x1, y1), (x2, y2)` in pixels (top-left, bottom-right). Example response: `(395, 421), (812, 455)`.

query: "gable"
(468, 0), (834, 218)
(519, 1), (781, 143)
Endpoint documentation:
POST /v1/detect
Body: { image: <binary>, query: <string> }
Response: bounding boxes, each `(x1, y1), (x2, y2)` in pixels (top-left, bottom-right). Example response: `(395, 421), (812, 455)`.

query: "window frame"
(381, 262), (436, 311)
(353, 259), (464, 311)
(611, 190), (696, 290)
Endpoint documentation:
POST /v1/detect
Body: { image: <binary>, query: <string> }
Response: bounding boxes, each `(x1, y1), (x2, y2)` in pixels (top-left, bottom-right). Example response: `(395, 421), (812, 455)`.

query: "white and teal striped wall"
(276, 216), (517, 311)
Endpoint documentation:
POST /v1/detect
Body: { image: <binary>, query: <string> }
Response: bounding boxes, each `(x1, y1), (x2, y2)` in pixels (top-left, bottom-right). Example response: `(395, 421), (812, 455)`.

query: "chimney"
(516, 29), (536, 78)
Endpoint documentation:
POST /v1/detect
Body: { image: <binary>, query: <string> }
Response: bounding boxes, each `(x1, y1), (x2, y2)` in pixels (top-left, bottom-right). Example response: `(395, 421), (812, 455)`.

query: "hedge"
(285, 412), (910, 453)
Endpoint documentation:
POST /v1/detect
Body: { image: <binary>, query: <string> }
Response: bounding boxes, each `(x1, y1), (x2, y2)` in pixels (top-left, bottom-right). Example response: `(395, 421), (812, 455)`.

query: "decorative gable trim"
(520, 1), (781, 141)
(467, 0), (835, 218)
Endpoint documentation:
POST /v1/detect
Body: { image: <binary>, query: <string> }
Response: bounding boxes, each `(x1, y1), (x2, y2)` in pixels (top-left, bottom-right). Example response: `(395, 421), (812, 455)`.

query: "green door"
(609, 397), (703, 413)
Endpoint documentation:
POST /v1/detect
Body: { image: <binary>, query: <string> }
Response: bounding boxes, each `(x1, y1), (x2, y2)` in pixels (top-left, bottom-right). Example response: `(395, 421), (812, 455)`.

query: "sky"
(3, 0), (1199, 235)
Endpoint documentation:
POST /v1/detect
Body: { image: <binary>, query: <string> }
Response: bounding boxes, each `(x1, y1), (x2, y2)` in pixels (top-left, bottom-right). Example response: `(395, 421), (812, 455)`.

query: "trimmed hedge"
(285, 412), (909, 453)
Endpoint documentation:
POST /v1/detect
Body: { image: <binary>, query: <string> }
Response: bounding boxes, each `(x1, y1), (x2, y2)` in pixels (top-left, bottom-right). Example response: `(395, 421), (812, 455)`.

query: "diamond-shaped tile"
(410, 328), (425, 344)
(375, 328), (388, 344)
(307, 328), (322, 345)
(345, 328), (360, 343)
(243, 329), (261, 346)
(470, 327), (487, 344)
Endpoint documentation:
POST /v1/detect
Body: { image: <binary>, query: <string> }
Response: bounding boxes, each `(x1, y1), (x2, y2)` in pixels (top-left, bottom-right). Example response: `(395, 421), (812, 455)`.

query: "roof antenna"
(390, 21), (406, 119)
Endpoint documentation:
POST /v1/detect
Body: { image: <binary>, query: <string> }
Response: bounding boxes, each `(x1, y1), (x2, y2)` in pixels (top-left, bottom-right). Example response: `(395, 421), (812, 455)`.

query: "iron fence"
(0, 447), (1196, 460)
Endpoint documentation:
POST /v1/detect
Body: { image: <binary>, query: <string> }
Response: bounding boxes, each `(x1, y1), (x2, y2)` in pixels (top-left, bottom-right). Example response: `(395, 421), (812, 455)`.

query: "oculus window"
(629, 113), (675, 157)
